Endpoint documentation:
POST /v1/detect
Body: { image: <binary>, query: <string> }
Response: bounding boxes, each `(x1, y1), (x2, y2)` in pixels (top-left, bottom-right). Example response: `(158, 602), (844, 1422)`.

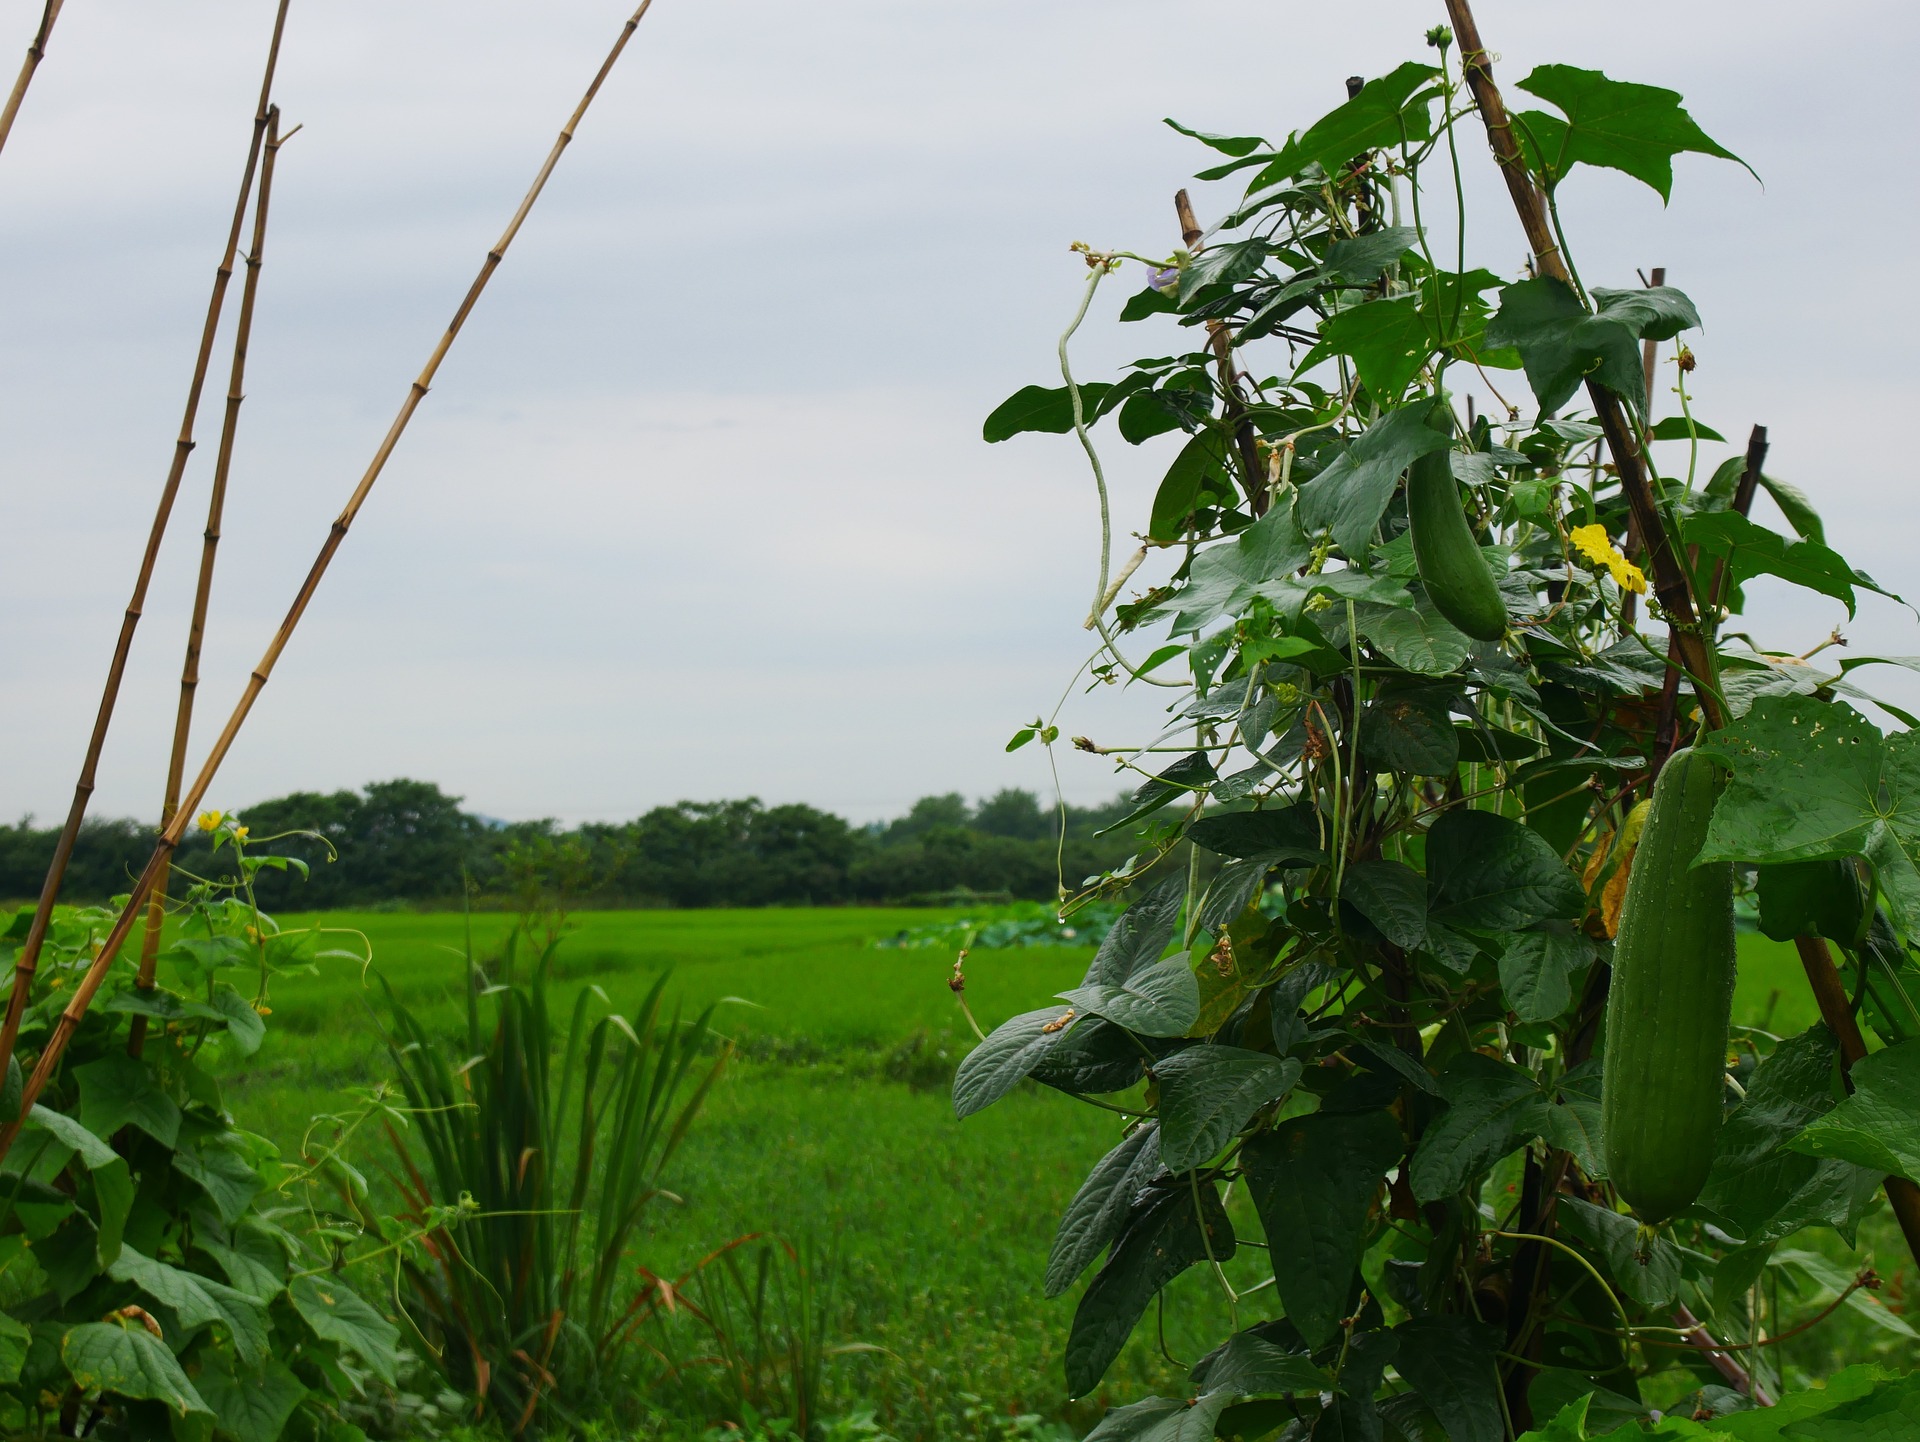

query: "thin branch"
(0, 0), (663, 1168)
(0, 0), (293, 1088)
(130, 107), (287, 1057)
(0, 0), (65, 163)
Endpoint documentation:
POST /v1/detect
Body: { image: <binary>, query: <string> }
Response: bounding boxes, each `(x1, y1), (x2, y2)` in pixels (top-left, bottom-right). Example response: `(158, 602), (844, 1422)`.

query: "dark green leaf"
(1163, 118), (1267, 158)
(1192, 1326), (1328, 1398)
(1542, 1061), (1606, 1178)
(1298, 406), (1451, 557)
(1146, 508), (1315, 634)
(109, 1245), (269, 1366)
(1684, 510), (1895, 617)
(1392, 1315), (1504, 1442)
(173, 1141), (265, 1226)
(1178, 239), (1274, 301)
(1155, 1047), (1302, 1170)
(1047, 1123), (1163, 1298)
(1759, 472), (1825, 543)
(1556, 1197), (1681, 1309)
(1323, 227), (1421, 283)
(1149, 432), (1238, 542)
(1243, 1110), (1402, 1347)
(209, 984), (266, 1056)
(1357, 595), (1479, 677)
(1647, 415), (1726, 443)
(1188, 807), (1324, 866)
(0, 1312), (27, 1387)
(1755, 859), (1867, 945)
(1361, 694), (1460, 777)
(1485, 278), (1642, 415)
(1789, 1038), (1920, 1182)
(76, 1052), (181, 1148)
(983, 382), (1112, 442)
(1312, 298), (1428, 400)
(1084, 1394), (1229, 1442)
(62, 1322), (209, 1416)
(1498, 925), (1598, 1024)
(1086, 875), (1187, 987)
(1196, 860), (1271, 936)
(1590, 285), (1700, 341)
(1514, 64), (1749, 199)
(1060, 957), (1202, 1039)
(1269, 961), (1335, 1056)
(1409, 1054), (1545, 1202)
(1252, 62), (1440, 186)
(1098, 754), (1219, 833)
(1066, 1182), (1235, 1396)
(194, 1354), (306, 1442)
(290, 1274), (400, 1387)
(952, 1005), (1080, 1119)
(1342, 860), (1427, 949)
(90, 1158), (132, 1270)
(1426, 809), (1585, 930)
(1695, 697), (1920, 934)
(25, 1105), (116, 1170)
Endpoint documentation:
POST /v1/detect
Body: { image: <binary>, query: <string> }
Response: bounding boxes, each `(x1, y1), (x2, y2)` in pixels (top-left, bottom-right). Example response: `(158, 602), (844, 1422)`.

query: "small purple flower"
(1149, 266), (1180, 294)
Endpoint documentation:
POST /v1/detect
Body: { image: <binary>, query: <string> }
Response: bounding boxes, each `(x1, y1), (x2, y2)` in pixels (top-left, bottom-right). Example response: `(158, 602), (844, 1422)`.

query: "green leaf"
(1097, 753), (1219, 833)
(1187, 807), (1324, 866)
(209, 984), (266, 1056)
(1393, 1314), (1504, 1442)
(173, 1141), (265, 1226)
(983, 382), (1112, 442)
(1589, 285), (1701, 342)
(194, 1353), (306, 1442)
(1146, 509), (1314, 633)
(1060, 957), (1201, 1039)
(1323, 227), (1421, 284)
(1409, 1054), (1545, 1202)
(1155, 1047), (1301, 1170)
(1426, 809), (1586, 930)
(25, 1105), (116, 1170)
(1514, 64), (1748, 200)
(0, 1312), (29, 1386)
(1312, 297), (1428, 400)
(109, 1245), (270, 1366)
(1789, 1038), (1920, 1182)
(1694, 697), (1920, 934)
(1647, 415), (1726, 443)
(1085, 875), (1187, 987)
(290, 1274), (400, 1387)
(1357, 593), (1480, 677)
(1557, 1197), (1681, 1308)
(1684, 511), (1893, 617)
(62, 1321), (210, 1416)
(1485, 278), (1643, 415)
(1163, 118), (1267, 158)
(76, 1052), (181, 1148)
(1083, 1394), (1229, 1442)
(1066, 1182), (1235, 1396)
(1047, 1123), (1163, 1298)
(1758, 472), (1825, 543)
(1498, 925), (1598, 1024)
(1248, 62), (1440, 187)
(1298, 406), (1451, 556)
(1360, 693), (1461, 776)
(1342, 860), (1427, 949)
(1243, 1110), (1401, 1347)
(90, 1158), (132, 1271)
(1755, 859), (1867, 945)
(1192, 1326), (1328, 1398)
(1148, 432), (1237, 542)
(952, 1005), (1080, 1119)
(1542, 1061), (1606, 1178)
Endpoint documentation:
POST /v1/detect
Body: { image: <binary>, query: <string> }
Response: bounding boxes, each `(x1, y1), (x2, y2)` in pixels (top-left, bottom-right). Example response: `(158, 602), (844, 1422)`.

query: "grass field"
(202, 907), (1902, 1438)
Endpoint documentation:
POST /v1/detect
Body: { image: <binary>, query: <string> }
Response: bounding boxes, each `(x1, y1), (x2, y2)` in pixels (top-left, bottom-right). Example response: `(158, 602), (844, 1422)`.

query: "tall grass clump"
(380, 922), (729, 1434)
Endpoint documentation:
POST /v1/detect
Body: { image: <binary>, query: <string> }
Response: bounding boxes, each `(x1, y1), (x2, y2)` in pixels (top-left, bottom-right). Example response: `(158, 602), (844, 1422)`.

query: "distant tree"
(971, 788), (1052, 841)
(883, 793), (969, 843)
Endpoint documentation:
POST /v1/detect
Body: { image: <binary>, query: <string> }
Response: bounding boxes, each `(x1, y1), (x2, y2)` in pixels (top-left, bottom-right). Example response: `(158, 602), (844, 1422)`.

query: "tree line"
(0, 779), (1146, 910)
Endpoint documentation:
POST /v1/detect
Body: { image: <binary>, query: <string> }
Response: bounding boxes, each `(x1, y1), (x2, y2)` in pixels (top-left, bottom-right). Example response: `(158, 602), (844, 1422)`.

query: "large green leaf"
(1242, 1110), (1401, 1347)
(1408, 1054), (1545, 1202)
(1148, 432), (1238, 542)
(1342, 860), (1428, 949)
(983, 382), (1114, 442)
(1083, 1394), (1229, 1442)
(1155, 1047), (1301, 1171)
(1047, 1123), (1163, 1298)
(1497, 925), (1598, 1024)
(952, 1006), (1081, 1119)
(1425, 809), (1585, 931)
(1060, 957), (1201, 1038)
(1187, 807), (1324, 866)
(1684, 511), (1894, 617)
(1358, 594), (1479, 678)
(1312, 297), (1428, 400)
(1191, 1326), (1328, 1398)
(1695, 697), (1920, 933)
(173, 1142), (264, 1226)
(290, 1274), (399, 1387)
(1789, 1038), (1920, 1182)
(1360, 692), (1460, 776)
(1146, 509), (1314, 634)
(1513, 64), (1747, 200)
(194, 1353), (306, 1442)
(25, 1104), (116, 1170)
(1297, 405), (1450, 557)
(76, 1053), (181, 1148)
(1222, 62), (1439, 189)
(109, 1245), (270, 1366)
(62, 1321), (209, 1416)
(1323, 227), (1421, 284)
(1085, 876), (1187, 988)
(1557, 1197), (1681, 1309)
(1485, 278), (1644, 415)
(0, 1312), (28, 1386)
(1067, 1182), (1234, 1396)
(1392, 1314), (1504, 1442)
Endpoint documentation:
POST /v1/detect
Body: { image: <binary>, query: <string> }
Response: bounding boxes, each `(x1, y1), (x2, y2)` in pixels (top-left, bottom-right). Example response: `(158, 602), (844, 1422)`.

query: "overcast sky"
(3, 0), (1915, 827)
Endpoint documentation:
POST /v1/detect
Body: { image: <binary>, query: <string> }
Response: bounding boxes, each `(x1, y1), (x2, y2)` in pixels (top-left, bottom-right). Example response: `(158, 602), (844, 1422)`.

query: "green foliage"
(969, 25), (1920, 1440)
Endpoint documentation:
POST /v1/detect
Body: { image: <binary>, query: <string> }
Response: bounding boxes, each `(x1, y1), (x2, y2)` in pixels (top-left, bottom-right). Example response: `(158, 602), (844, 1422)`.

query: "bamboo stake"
(1440, 0), (1724, 730)
(0, 0), (293, 1085)
(1620, 266), (1664, 630)
(129, 107), (287, 1058)
(0, 0), (65, 164)
(1791, 936), (1920, 1262)
(0, 0), (660, 1165)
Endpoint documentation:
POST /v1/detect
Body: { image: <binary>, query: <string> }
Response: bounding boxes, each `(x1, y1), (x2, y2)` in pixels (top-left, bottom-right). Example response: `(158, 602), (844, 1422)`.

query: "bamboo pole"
(0, 0), (661, 1164)
(0, 0), (294, 1084)
(1440, 0), (1724, 731)
(1792, 936), (1920, 1261)
(0, 0), (65, 164)
(129, 107), (287, 1058)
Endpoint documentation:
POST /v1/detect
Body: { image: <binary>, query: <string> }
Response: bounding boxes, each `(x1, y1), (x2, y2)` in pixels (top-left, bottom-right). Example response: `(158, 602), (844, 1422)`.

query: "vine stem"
(1441, 0), (1723, 732)
(1059, 258), (1116, 628)
(0, 0), (661, 1167)
(0, 0), (294, 1088)
(130, 107), (288, 1058)
(0, 0), (64, 164)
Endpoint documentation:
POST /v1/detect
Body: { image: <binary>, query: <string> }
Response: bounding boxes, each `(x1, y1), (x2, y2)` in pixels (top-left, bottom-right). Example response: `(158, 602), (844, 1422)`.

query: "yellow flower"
(1608, 555), (1648, 595)
(1568, 524), (1647, 595)
(196, 810), (224, 833)
(233, 825), (249, 839)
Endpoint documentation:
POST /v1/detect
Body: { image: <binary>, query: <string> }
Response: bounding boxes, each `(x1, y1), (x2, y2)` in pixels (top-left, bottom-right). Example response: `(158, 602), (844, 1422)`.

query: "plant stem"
(0, 0), (65, 164)
(0, 0), (294, 1091)
(0, 0), (662, 1168)
(130, 107), (288, 1057)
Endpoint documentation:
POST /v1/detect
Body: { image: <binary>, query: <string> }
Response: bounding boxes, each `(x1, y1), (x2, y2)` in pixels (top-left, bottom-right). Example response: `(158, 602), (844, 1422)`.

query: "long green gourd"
(1405, 449), (1506, 641)
(1602, 747), (1736, 1223)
